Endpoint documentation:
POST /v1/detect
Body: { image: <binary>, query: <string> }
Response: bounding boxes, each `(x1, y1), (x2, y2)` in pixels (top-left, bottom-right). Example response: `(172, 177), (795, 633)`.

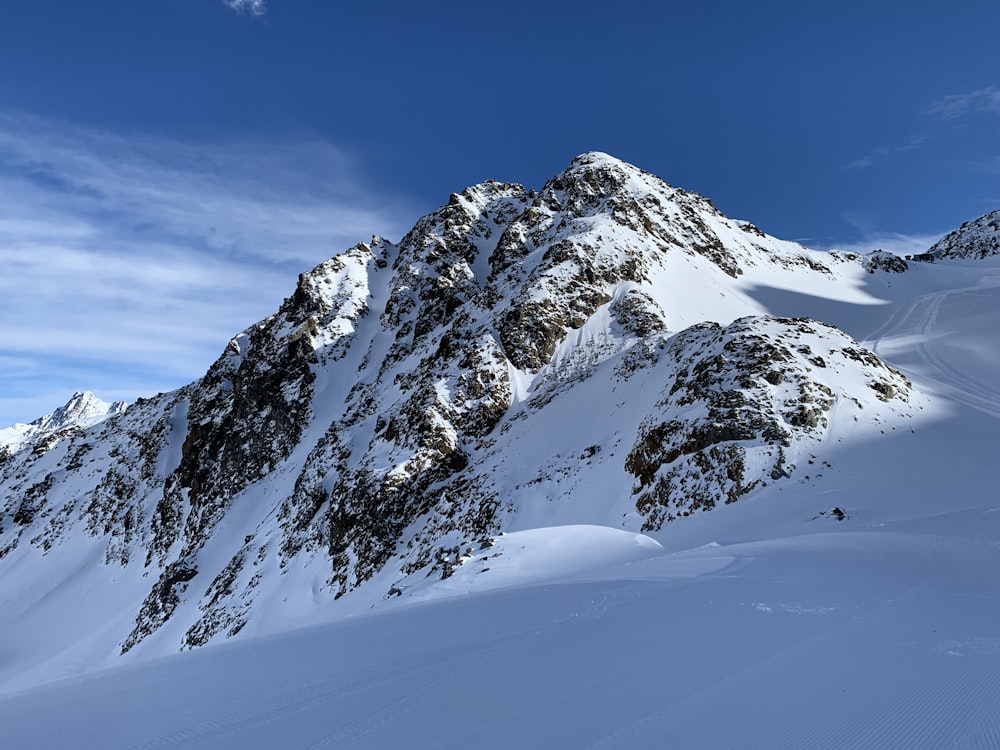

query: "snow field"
(3, 158), (1000, 746)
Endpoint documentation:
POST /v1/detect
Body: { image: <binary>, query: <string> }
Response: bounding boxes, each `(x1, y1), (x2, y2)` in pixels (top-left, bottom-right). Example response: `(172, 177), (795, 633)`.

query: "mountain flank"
(0, 153), (937, 662)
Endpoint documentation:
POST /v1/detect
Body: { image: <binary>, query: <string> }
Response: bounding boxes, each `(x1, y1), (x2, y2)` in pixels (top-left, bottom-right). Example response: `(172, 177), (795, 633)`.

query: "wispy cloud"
(827, 231), (944, 258)
(927, 86), (1000, 120)
(846, 133), (931, 170)
(224, 0), (267, 16)
(0, 112), (411, 425)
(847, 84), (1000, 169)
(830, 212), (945, 257)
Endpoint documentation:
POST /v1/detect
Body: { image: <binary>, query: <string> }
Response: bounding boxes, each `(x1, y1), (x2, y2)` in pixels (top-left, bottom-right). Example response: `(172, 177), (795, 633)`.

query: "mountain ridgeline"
(928, 208), (1000, 260)
(1, 153), (933, 656)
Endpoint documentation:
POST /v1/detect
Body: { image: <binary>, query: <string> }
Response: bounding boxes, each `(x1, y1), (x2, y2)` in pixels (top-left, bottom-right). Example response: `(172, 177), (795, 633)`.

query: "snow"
(0, 390), (126, 451)
(402, 525), (666, 601)
(867, 264), (1000, 419)
(3, 254), (1000, 747)
(3, 509), (1000, 748)
(3, 173), (1000, 746)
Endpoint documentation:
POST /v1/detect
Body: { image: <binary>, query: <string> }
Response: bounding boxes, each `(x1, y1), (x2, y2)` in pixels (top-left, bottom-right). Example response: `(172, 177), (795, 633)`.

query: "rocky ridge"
(0, 153), (924, 659)
(929, 208), (1000, 260)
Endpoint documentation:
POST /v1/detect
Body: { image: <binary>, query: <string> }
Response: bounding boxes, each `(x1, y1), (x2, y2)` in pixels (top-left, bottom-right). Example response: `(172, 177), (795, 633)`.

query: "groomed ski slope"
(2, 257), (1000, 748)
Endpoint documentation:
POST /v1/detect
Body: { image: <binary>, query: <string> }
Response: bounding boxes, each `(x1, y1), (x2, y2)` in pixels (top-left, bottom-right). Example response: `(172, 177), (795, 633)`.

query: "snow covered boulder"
(864, 250), (909, 274)
(625, 316), (917, 530)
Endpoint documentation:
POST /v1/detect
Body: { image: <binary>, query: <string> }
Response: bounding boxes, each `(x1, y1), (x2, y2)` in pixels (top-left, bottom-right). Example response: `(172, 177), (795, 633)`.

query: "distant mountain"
(0, 153), (932, 688)
(0, 391), (127, 452)
(929, 208), (1000, 259)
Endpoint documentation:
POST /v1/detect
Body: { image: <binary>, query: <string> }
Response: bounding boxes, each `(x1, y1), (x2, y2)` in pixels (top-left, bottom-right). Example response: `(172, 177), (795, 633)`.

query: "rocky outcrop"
(864, 250), (909, 274)
(278, 184), (528, 598)
(625, 316), (914, 530)
(929, 209), (1000, 259)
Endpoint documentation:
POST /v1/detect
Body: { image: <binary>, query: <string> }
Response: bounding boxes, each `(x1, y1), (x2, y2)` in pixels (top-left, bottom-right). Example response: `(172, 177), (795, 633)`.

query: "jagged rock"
(929, 209), (1000, 259)
(123, 558), (199, 653)
(625, 317), (914, 531)
(864, 250), (909, 274)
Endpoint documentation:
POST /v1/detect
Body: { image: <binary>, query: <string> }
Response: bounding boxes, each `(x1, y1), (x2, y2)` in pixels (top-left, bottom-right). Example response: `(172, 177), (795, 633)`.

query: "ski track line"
(123, 651), (470, 750)
(444, 596), (765, 750)
(961, 711), (1000, 749)
(578, 602), (873, 750)
(913, 292), (1000, 418)
(869, 285), (1000, 419)
(581, 572), (986, 750)
(727, 657), (1000, 750)
(125, 583), (649, 749)
(864, 295), (928, 347)
(301, 583), (654, 750)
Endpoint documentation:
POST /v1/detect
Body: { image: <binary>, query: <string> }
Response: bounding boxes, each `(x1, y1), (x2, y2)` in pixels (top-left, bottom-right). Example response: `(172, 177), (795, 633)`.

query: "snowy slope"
(0, 390), (127, 452)
(1, 154), (999, 748)
(3, 457), (1000, 749)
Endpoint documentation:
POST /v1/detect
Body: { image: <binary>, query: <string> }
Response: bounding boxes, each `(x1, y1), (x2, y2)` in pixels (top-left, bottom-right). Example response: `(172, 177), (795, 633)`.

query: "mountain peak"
(555, 151), (658, 192)
(570, 150), (630, 168)
(31, 390), (128, 431)
(1, 390), (128, 452)
(929, 208), (1000, 259)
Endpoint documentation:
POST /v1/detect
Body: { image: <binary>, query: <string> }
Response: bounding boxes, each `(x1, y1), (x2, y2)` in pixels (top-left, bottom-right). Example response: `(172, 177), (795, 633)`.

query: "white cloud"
(846, 133), (930, 170)
(847, 86), (1000, 170)
(927, 86), (1000, 120)
(0, 112), (412, 426)
(224, 0), (267, 16)
(826, 211), (948, 257)
(826, 229), (945, 259)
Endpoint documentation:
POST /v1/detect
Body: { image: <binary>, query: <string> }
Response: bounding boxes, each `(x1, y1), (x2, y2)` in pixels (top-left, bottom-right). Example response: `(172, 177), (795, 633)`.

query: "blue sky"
(2, 0), (999, 425)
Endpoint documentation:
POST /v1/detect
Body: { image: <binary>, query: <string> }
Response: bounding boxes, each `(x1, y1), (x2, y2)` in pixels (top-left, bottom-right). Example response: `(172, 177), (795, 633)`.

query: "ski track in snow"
(868, 279), (1000, 418)
(586, 648), (1000, 750)
(728, 660), (1000, 750)
(579, 555), (1000, 749)
(271, 584), (653, 750)
(120, 583), (651, 750)
(3, 525), (1000, 749)
(121, 658), (463, 750)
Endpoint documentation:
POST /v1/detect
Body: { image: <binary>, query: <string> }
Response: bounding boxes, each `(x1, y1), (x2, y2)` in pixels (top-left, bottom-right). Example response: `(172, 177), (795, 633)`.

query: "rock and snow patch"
(929, 208), (1000, 260)
(625, 316), (919, 530)
(863, 250), (909, 274)
(0, 391), (128, 452)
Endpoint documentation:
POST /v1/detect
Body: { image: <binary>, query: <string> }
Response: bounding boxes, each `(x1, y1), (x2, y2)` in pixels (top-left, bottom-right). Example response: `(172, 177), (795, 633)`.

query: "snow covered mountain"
(929, 207), (1000, 259)
(0, 391), (127, 453)
(3, 153), (1000, 748)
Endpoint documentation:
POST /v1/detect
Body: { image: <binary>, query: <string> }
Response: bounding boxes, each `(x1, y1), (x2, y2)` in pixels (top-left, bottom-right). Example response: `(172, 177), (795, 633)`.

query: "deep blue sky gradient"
(2, 0), (998, 241)
(2, 0), (999, 424)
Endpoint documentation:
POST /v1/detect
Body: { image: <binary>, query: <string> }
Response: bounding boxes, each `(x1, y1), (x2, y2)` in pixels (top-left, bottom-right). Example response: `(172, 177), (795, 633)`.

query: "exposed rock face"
(485, 152), (829, 370)
(929, 209), (1000, 259)
(625, 316), (913, 530)
(0, 152), (926, 657)
(864, 250), (909, 274)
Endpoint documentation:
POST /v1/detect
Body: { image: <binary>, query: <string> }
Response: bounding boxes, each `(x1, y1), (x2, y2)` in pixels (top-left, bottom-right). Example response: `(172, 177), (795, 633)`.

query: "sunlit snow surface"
(3, 257), (1000, 748)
